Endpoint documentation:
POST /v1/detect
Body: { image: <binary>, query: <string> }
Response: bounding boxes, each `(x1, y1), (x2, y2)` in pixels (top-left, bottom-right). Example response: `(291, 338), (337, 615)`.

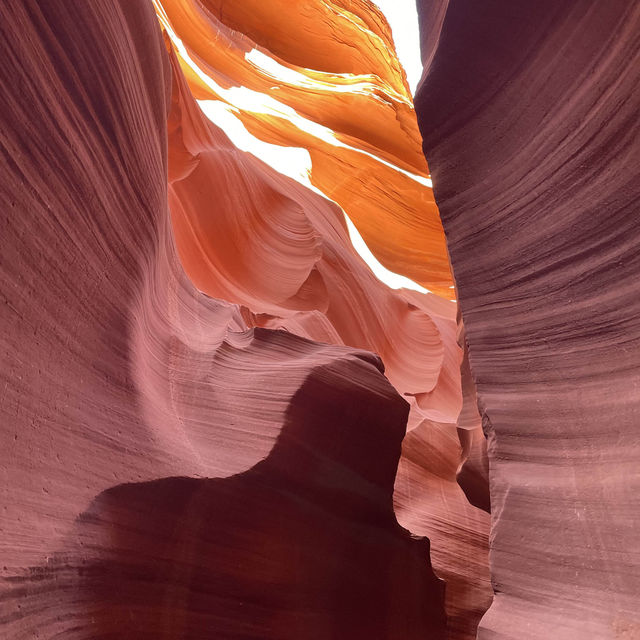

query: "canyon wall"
(1, 1), (490, 638)
(415, 0), (640, 637)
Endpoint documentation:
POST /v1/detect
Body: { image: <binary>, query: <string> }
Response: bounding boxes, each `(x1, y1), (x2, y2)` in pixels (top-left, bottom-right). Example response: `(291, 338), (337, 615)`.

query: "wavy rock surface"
(154, 0), (453, 296)
(165, 39), (452, 420)
(159, 5), (492, 636)
(0, 0), (475, 638)
(0, 0), (497, 638)
(416, 0), (640, 637)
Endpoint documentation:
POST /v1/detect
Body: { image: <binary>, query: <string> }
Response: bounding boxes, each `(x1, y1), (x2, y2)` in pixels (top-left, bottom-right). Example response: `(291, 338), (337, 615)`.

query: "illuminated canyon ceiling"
(0, 1), (637, 639)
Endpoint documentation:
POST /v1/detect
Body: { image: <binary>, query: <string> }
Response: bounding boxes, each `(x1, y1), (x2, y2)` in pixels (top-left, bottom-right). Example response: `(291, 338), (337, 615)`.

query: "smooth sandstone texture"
(0, 0), (473, 638)
(160, 8), (492, 636)
(165, 39), (455, 422)
(415, 0), (640, 638)
(3, 362), (448, 639)
(154, 0), (454, 296)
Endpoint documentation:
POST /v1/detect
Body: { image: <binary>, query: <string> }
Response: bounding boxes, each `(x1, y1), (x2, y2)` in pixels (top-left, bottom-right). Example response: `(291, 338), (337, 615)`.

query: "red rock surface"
(0, 0), (492, 638)
(416, 0), (640, 637)
(161, 4), (494, 637)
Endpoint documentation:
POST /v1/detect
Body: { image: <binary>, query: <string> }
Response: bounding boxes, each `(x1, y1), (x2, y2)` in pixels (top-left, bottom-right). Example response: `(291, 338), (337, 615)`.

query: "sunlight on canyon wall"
(153, 1), (490, 636)
(154, 0), (454, 297)
(2, 2), (637, 639)
(0, 1), (489, 639)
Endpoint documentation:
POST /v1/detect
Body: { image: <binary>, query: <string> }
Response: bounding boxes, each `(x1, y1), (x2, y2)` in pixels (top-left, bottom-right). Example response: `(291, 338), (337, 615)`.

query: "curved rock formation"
(160, 6), (492, 635)
(2, 362), (447, 639)
(154, 0), (453, 296)
(165, 38), (455, 419)
(415, 0), (640, 637)
(0, 0), (494, 638)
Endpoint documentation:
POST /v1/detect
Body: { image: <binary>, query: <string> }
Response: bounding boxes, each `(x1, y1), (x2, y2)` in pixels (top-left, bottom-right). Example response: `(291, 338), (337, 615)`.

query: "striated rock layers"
(157, 3), (492, 633)
(0, 0), (491, 639)
(154, 0), (453, 297)
(416, 0), (640, 638)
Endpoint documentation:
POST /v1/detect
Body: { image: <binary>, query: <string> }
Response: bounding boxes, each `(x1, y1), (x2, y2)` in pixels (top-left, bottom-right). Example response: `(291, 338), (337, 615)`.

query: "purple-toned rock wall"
(415, 1), (640, 637)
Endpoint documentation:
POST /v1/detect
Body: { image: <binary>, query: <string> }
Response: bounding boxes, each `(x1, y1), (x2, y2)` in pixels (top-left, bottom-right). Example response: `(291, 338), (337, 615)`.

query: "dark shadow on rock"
(456, 427), (490, 514)
(1, 359), (447, 639)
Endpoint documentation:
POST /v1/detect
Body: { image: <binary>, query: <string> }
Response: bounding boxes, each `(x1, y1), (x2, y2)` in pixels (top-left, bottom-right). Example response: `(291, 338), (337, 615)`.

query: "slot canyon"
(1, 1), (638, 638)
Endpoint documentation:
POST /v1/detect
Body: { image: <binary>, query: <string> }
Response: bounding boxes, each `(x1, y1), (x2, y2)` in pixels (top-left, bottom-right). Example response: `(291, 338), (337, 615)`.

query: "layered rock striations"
(0, 0), (492, 638)
(160, 3), (493, 636)
(154, 0), (453, 296)
(416, 0), (640, 637)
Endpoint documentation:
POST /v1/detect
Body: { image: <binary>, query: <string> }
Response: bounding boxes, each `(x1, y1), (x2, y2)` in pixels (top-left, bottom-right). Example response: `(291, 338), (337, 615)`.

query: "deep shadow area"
(2, 361), (446, 639)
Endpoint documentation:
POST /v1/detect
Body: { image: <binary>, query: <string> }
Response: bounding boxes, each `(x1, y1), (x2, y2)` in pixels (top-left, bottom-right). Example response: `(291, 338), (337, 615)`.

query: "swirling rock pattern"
(0, 0), (522, 638)
(0, 0), (492, 638)
(416, 0), (640, 637)
(160, 6), (492, 636)
(154, 0), (454, 296)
